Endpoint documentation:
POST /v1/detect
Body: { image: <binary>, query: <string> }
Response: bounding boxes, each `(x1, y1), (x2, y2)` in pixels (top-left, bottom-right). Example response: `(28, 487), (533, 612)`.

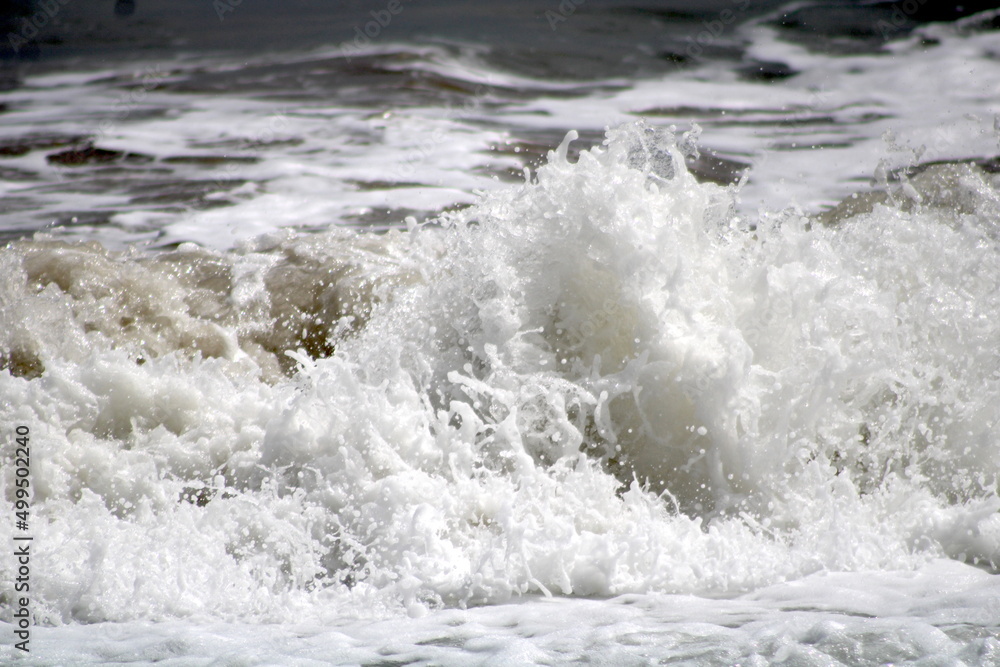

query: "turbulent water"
(2, 2), (1000, 664)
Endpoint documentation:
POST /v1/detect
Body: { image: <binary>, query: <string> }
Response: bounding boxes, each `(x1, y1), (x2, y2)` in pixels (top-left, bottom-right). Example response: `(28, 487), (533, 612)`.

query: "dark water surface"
(2, 0), (994, 78)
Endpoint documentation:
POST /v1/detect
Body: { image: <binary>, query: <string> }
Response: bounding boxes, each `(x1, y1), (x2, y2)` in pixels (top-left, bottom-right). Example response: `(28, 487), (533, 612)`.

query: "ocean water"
(2, 1), (1000, 664)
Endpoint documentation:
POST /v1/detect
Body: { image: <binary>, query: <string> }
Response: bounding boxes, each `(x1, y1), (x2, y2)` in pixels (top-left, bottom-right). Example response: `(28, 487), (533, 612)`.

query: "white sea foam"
(2, 123), (998, 667)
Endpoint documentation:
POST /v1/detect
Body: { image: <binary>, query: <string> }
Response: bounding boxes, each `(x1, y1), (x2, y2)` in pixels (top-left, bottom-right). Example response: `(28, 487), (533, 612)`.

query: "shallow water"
(1, 2), (1000, 664)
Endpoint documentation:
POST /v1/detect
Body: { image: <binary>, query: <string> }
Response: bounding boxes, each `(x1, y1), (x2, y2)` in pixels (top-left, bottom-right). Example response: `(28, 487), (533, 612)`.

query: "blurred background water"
(0, 0), (998, 247)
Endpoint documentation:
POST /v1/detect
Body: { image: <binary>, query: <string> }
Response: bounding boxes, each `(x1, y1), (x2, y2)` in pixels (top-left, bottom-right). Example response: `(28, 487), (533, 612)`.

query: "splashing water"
(1, 122), (999, 627)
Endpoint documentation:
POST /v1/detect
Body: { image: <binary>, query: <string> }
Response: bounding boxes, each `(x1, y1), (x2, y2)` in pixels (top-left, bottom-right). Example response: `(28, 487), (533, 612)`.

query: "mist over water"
(2, 1), (1000, 664)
